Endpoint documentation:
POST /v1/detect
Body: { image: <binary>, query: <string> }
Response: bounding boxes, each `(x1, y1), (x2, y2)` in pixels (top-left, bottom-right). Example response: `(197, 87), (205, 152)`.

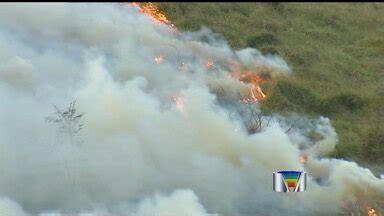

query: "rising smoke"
(0, 3), (382, 216)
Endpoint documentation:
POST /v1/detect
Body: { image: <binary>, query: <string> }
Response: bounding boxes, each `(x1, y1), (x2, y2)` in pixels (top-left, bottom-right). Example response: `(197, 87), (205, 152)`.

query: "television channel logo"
(273, 170), (306, 192)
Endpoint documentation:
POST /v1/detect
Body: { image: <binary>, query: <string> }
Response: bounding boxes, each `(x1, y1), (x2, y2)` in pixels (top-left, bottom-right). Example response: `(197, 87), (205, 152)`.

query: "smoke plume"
(0, 3), (382, 215)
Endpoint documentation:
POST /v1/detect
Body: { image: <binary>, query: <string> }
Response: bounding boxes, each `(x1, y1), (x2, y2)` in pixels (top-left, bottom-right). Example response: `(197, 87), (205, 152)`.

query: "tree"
(46, 100), (85, 145)
(238, 102), (293, 135)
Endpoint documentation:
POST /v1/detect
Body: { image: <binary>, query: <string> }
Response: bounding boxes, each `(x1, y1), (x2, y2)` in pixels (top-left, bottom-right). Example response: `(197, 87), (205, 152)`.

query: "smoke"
(0, 190), (210, 216)
(0, 197), (26, 216)
(0, 3), (383, 215)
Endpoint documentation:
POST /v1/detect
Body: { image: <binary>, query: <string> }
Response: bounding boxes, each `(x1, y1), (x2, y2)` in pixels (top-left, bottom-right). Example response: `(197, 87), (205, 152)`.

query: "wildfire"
(205, 58), (214, 69)
(299, 155), (308, 164)
(233, 71), (267, 103)
(154, 55), (163, 63)
(131, 2), (174, 27)
(131, 3), (269, 104)
(171, 94), (186, 114)
(341, 201), (382, 216)
(250, 85), (267, 101)
(368, 208), (377, 216)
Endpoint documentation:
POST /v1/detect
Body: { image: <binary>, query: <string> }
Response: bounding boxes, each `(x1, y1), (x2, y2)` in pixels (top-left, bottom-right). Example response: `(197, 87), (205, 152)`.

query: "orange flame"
(130, 5), (381, 214)
(205, 58), (214, 70)
(232, 71), (267, 103)
(368, 208), (378, 216)
(341, 200), (381, 216)
(299, 155), (308, 164)
(131, 3), (268, 103)
(131, 2), (174, 27)
(154, 55), (163, 63)
(171, 94), (186, 114)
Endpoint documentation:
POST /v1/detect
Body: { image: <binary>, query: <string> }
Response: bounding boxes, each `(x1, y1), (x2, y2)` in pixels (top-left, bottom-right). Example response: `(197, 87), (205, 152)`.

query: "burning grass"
(155, 3), (384, 169)
(0, 3), (383, 215)
(132, 2), (274, 104)
(131, 2), (174, 27)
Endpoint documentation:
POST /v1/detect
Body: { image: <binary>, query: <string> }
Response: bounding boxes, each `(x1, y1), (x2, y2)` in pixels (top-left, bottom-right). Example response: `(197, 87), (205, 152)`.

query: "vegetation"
(46, 101), (85, 146)
(157, 3), (384, 168)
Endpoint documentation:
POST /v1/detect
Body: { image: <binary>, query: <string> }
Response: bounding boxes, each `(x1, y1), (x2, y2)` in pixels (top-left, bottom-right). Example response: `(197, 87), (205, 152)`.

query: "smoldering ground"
(0, 3), (383, 216)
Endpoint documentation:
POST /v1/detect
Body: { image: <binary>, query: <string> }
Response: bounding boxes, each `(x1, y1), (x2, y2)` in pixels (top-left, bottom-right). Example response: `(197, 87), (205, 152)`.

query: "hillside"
(157, 3), (384, 169)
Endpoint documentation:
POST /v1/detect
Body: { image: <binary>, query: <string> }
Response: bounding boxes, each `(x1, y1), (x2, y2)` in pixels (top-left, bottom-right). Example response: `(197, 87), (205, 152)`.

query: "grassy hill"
(156, 3), (384, 169)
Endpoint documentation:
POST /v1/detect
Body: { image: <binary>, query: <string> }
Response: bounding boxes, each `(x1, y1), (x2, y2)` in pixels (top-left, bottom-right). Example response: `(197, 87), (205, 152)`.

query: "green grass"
(156, 3), (384, 167)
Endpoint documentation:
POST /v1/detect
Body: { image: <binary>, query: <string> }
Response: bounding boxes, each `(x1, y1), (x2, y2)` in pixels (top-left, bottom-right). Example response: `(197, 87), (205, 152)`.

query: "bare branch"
(46, 100), (85, 145)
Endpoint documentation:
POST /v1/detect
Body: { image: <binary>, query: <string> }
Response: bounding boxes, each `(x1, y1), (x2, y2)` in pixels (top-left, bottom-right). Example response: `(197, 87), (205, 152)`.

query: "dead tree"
(239, 101), (293, 135)
(238, 102), (271, 134)
(46, 100), (86, 193)
(46, 100), (85, 145)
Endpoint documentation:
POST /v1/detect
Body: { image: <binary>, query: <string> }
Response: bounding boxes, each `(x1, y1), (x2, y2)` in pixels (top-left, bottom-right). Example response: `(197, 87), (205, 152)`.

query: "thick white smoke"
(0, 190), (210, 216)
(0, 3), (383, 215)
